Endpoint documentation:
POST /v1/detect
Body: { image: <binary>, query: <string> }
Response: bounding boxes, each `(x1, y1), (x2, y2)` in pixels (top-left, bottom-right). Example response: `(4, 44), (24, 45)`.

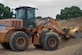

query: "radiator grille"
(12, 21), (21, 28)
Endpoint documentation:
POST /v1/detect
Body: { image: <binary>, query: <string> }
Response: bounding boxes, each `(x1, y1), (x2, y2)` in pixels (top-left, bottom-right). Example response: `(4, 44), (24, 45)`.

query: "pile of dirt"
(36, 16), (82, 28)
(36, 19), (46, 25)
(57, 17), (82, 27)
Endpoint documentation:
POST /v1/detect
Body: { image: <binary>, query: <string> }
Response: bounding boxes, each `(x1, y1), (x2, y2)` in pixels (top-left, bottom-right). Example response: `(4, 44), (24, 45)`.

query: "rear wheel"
(1, 43), (10, 49)
(9, 31), (29, 51)
(44, 34), (59, 51)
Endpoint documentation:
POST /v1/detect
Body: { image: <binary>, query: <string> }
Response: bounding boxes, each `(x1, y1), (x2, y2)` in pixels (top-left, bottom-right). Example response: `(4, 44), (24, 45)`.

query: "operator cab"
(15, 6), (36, 28)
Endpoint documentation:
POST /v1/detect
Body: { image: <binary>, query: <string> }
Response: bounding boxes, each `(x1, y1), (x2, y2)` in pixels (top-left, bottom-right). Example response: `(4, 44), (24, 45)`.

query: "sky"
(0, 0), (82, 18)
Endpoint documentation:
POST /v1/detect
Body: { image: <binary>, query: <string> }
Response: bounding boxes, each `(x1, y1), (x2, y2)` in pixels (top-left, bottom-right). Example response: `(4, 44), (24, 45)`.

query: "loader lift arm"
(35, 17), (65, 35)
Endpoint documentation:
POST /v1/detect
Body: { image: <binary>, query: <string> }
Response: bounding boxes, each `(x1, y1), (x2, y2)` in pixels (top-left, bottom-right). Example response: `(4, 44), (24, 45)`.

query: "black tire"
(44, 34), (59, 51)
(39, 30), (50, 48)
(1, 43), (10, 49)
(34, 45), (43, 49)
(9, 31), (29, 51)
(34, 30), (50, 49)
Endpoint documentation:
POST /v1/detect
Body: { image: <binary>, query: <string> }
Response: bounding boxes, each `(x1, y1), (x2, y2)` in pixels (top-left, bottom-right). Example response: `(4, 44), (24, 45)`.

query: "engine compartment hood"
(0, 18), (23, 28)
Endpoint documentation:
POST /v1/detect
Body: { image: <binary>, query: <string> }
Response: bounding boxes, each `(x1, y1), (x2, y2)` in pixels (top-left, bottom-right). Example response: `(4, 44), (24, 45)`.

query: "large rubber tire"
(34, 30), (50, 49)
(44, 34), (59, 51)
(9, 31), (29, 51)
(34, 45), (43, 49)
(1, 43), (10, 49)
(39, 30), (50, 48)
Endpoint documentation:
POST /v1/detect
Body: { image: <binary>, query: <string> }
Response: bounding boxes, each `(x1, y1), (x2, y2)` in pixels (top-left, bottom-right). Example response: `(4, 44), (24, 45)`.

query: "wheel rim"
(16, 37), (26, 47)
(48, 38), (56, 47)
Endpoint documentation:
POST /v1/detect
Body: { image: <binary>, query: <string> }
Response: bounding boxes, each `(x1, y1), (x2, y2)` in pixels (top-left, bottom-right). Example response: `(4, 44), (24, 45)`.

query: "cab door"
(27, 8), (36, 28)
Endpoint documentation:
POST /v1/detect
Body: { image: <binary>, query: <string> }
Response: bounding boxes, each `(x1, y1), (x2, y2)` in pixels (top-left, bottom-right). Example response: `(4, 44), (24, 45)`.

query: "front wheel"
(44, 34), (59, 51)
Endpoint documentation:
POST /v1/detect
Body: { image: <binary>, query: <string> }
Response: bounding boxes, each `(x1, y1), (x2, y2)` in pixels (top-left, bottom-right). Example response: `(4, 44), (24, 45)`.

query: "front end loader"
(0, 6), (81, 51)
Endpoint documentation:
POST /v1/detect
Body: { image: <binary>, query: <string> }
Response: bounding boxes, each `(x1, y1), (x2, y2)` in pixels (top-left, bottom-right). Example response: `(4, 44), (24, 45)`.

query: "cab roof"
(15, 6), (36, 10)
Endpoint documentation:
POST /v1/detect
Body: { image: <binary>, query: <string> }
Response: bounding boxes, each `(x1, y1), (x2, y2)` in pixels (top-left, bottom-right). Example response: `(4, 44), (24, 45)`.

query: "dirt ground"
(0, 38), (82, 55)
(0, 17), (82, 55)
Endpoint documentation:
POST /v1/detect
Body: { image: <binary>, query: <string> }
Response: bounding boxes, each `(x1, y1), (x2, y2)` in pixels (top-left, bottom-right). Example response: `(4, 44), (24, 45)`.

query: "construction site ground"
(0, 17), (82, 55)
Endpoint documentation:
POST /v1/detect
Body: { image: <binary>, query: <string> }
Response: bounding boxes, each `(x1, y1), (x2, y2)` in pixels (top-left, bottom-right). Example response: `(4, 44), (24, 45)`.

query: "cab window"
(27, 8), (35, 19)
(16, 9), (25, 19)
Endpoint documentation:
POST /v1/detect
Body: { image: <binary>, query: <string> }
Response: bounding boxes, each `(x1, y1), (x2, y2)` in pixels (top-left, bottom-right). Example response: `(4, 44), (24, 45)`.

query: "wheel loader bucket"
(68, 27), (82, 38)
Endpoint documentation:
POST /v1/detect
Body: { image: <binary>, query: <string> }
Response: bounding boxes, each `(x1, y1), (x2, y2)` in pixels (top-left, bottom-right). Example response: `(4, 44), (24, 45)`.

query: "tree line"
(0, 3), (13, 19)
(0, 3), (82, 20)
(56, 6), (82, 20)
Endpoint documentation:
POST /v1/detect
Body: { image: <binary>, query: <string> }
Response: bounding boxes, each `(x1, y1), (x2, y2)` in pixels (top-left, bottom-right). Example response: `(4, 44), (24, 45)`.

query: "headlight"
(0, 26), (6, 30)
(0, 23), (10, 27)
